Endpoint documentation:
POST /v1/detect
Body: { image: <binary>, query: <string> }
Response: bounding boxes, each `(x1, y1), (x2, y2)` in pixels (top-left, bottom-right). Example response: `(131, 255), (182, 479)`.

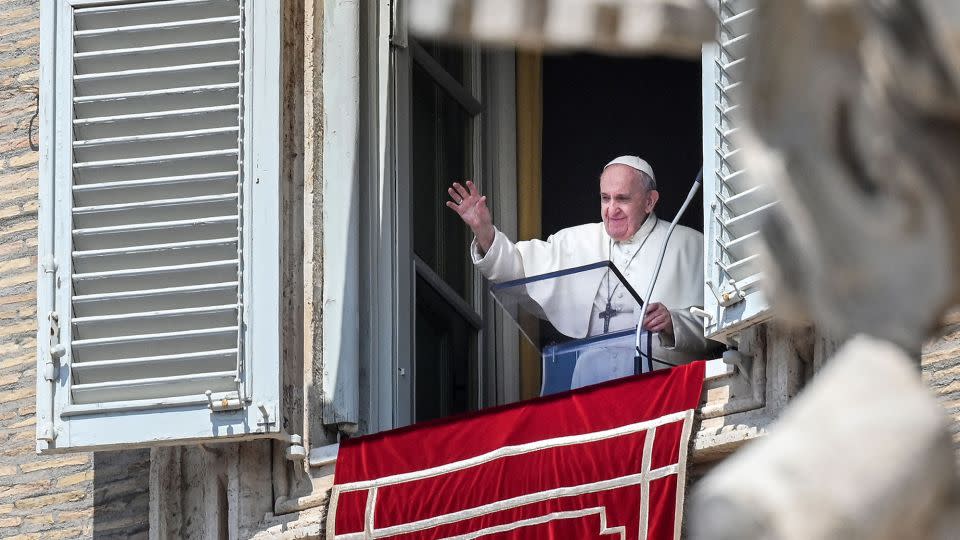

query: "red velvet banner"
(329, 361), (705, 539)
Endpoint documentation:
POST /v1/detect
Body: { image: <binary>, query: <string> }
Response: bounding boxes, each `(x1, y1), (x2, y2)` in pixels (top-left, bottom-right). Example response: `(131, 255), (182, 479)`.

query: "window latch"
(45, 311), (65, 381)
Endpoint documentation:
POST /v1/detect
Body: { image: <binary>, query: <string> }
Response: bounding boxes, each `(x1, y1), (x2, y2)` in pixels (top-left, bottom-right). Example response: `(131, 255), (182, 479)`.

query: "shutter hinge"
(44, 311), (65, 381)
(205, 390), (244, 412)
(707, 279), (747, 307)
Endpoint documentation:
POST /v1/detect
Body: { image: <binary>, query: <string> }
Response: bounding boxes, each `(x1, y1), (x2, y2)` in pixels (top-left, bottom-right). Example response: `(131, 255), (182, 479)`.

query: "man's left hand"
(643, 302), (674, 337)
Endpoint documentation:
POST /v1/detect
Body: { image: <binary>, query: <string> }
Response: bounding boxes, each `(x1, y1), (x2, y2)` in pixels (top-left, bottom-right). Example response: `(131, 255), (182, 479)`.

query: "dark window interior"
(542, 53), (703, 237)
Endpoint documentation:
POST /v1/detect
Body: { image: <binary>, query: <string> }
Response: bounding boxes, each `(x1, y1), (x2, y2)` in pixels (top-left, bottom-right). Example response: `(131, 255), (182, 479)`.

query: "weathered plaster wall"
(0, 1), (150, 538)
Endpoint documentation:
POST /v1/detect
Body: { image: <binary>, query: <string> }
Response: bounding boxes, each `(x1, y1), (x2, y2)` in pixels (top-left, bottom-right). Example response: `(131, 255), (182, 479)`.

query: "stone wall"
(923, 312), (960, 460)
(0, 1), (149, 538)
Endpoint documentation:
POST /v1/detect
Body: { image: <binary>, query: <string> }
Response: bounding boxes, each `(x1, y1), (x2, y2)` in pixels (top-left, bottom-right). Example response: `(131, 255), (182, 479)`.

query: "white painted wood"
(320, 0), (362, 428)
(357, 0), (402, 434)
(701, 0), (772, 344)
(35, 0), (59, 451)
(39, 0), (283, 451)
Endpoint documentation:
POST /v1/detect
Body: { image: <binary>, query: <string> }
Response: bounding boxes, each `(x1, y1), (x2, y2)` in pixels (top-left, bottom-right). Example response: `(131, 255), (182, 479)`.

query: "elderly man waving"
(447, 156), (718, 386)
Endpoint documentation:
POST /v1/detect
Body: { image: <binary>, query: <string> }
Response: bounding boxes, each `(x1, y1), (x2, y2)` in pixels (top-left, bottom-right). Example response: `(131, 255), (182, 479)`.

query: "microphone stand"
(635, 168), (704, 375)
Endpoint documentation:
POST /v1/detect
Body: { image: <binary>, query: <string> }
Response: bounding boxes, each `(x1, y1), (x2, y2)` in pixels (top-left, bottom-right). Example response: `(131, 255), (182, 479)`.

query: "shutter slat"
(74, 0), (236, 16)
(74, 83), (240, 119)
(75, 40), (239, 75)
(74, 281), (237, 302)
(720, 230), (761, 261)
(74, 193), (236, 215)
(73, 15), (240, 37)
(72, 260), (238, 296)
(73, 259), (238, 281)
(71, 326), (238, 348)
(73, 282), (238, 317)
(73, 239), (237, 274)
(72, 304), (239, 341)
(74, 171), (237, 191)
(72, 349), (238, 385)
(721, 201), (778, 238)
(74, 37), (240, 59)
(74, 126), (239, 147)
(73, 148), (238, 169)
(73, 216), (238, 237)
(74, 104), (239, 126)
(73, 304), (237, 325)
(75, 82), (238, 103)
(73, 59), (240, 81)
(720, 184), (773, 215)
(71, 370), (237, 404)
(73, 195), (237, 231)
(720, 254), (761, 283)
(74, 237), (237, 258)
(73, 172), (238, 207)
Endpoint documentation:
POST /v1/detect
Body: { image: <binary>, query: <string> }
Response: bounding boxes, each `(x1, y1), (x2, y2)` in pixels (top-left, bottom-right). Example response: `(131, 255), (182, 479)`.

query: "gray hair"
(638, 170), (657, 191)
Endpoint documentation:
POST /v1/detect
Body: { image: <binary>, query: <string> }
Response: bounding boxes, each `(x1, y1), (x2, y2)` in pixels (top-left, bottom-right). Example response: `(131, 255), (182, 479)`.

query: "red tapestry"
(328, 361), (705, 539)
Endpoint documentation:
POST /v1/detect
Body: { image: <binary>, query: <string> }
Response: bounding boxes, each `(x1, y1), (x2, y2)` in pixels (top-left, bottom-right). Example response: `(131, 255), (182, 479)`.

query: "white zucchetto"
(604, 155), (656, 186)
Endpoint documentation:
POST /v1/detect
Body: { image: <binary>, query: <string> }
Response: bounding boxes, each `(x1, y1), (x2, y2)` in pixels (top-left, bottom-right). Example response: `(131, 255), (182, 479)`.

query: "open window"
(36, 0), (282, 452)
(363, 1), (751, 435)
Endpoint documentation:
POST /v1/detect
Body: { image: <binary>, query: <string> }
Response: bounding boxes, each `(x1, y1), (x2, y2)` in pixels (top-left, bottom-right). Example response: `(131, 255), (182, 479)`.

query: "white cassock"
(471, 213), (716, 388)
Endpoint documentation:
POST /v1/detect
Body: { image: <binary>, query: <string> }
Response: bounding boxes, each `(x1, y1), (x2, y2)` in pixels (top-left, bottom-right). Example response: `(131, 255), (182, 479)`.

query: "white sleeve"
(470, 227), (525, 283)
(659, 308), (716, 356)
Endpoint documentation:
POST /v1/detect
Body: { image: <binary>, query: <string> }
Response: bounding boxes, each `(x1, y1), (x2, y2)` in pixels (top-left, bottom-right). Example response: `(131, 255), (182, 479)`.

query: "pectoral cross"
(599, 301), (618, 333)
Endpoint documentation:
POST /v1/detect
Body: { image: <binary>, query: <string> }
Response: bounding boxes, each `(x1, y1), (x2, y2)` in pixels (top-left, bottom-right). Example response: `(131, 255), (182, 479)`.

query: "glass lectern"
(490, 261), (654, 396)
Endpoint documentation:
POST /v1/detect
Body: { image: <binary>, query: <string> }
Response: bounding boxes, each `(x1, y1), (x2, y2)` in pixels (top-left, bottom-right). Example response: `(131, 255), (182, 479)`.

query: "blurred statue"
(691, 1), (960, 538)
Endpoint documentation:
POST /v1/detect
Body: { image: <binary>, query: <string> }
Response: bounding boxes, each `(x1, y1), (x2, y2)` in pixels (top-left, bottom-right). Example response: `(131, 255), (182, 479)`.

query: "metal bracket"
(205, 390), (243, 412)
(707, 278), (747, 307)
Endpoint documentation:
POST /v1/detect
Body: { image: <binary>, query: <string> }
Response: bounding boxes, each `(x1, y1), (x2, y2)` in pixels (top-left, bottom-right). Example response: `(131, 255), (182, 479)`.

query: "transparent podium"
(490, 261), (655, 396)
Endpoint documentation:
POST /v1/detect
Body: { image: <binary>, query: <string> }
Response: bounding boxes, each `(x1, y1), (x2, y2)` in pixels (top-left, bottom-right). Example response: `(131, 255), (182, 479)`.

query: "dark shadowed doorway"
(541, 53), (703, 237)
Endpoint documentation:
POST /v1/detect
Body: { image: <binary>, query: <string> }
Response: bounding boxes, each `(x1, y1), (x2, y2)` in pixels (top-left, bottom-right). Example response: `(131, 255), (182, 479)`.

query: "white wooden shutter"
(701, 0), (774, 343)
(37, 0), (281, 452)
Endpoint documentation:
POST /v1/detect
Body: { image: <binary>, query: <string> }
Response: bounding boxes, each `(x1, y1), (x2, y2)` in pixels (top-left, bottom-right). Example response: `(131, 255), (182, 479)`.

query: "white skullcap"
(603, 156), (656, 187)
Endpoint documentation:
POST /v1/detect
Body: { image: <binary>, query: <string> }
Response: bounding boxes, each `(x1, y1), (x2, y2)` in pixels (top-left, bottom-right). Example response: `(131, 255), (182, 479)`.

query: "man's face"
(600, 164), (659, 241)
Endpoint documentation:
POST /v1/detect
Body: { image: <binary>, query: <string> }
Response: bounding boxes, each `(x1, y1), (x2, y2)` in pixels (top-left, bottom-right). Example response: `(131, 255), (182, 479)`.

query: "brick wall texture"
(0, 1), (149, 538)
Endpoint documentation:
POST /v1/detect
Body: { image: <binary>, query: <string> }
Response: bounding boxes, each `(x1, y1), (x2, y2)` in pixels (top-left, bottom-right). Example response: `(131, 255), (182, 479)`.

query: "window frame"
(359, 2), (519, 433)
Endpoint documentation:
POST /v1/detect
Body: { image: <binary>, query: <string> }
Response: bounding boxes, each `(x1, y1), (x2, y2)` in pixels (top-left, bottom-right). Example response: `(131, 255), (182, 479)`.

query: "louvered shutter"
(701, 0), (773, 342)
(37, 0), (281, 452)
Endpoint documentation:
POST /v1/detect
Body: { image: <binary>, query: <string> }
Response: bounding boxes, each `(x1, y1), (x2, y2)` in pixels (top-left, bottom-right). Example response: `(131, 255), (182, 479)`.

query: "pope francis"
(446, 156), (719, 387)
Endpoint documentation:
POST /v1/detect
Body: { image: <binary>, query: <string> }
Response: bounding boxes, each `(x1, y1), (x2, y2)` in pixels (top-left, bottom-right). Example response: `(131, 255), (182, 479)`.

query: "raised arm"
(446, 180), (495, 253)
